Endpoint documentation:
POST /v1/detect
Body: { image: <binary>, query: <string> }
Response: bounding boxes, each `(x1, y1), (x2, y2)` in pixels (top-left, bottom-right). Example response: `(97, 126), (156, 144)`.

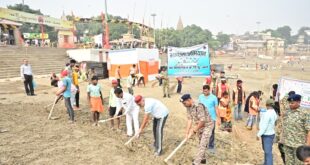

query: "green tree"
(276, 26), (292, 43)
(216, 33), (230, 47)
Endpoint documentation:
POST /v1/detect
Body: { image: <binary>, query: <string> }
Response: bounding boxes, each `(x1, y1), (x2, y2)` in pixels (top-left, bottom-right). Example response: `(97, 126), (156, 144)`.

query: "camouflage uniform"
(187, 103), (214, 165)
(275, 95), (289, 143)
(275, 95), (289, 164)
(280, 107), (310, 165)
(161, 71), (170, 96)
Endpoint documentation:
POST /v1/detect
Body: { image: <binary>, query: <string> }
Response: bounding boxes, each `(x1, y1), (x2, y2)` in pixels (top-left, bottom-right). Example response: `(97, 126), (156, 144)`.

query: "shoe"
(246, 127), (252, 130)
(168, 95), (171, 98)
(163, 94), (166, 98)
(30, 94), (36, 96)
(201, 159), (206, 164)
(26, 93), (31, 96)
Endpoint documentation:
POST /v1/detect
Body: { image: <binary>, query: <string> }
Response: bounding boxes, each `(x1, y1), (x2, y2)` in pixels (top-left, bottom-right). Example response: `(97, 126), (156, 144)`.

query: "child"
(56, 70), (74, 123)
(297, 145), (310, 164)
(246, 92), (260, 130)
(109, 79), (122, 130)
(87, 76), (104, 126)
(217, 91), (230, 131)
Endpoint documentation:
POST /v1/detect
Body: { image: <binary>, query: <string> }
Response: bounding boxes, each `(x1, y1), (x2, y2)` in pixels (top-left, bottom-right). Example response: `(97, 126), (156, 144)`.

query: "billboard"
(167, 44), (210, 77)
(23, 33), (49, 39)
(0, 7), (73, 29)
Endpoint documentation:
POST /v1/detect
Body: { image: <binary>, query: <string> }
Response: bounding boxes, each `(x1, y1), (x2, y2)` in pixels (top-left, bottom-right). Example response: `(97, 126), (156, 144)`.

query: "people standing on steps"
(20, 59), (35, 96)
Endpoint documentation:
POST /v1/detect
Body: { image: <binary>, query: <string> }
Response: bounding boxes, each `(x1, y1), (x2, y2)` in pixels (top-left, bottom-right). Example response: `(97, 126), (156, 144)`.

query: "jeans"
(176, 80), (182, 93)
(208, 121), (216, 149)
(262, 134), (275, 165)
(234, 103), (243, 120)
(246, 115), (256, 128)
(64, 97), (74, 121)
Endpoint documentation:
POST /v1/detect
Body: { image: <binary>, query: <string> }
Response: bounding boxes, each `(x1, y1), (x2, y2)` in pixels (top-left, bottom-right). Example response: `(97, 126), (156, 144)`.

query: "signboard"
(0, 7), (73, 29)
(278, 77), (310, 108)
(167, 44), (210, 77)
(23, 33), (49, 39)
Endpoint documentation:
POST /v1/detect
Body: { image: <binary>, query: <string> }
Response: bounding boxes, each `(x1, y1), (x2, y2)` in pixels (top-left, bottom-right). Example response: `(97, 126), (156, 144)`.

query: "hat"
(61, 70), (68, 77)
(265, 99), (275, 106)
(111, 79), (118, 84)
(287, 94), (302, 102)
(135, 95), (143, 103)
(180, 94), (191, 102)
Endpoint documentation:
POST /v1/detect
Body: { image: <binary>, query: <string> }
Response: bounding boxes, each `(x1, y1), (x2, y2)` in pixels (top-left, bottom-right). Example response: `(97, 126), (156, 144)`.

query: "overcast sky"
(1, 0), (309, 35)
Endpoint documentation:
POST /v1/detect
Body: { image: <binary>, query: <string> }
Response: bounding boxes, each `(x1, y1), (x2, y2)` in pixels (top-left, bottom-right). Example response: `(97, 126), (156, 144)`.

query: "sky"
(0, 0), (309, 35)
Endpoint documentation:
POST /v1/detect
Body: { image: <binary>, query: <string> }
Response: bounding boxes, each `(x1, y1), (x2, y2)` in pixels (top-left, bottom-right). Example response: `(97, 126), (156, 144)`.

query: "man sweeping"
(134, 95), (169, 156)
(114, 88), (139, 137)
(180, 94), (214, 165)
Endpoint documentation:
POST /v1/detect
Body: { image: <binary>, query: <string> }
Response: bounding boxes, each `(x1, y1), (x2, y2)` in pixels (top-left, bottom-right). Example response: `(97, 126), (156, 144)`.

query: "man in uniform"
(280, 94), (310, 165)
(180, 94), (214, 165)
(276, 91), (295, 164)
(161, 67), (170, 98)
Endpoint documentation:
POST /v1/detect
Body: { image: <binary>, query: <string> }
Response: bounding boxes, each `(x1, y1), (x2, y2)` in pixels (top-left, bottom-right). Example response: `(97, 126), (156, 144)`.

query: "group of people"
(20, 58), (310, 165)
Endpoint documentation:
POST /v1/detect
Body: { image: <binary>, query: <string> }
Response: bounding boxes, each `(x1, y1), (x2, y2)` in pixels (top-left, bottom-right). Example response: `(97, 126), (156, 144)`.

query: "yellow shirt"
(73, 71), (79, 86)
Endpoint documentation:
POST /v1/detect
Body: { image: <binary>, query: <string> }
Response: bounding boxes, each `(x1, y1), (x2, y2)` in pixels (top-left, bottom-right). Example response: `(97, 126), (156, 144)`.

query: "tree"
(276, 26), (292, 43)
(8, 4), (42, 15)
(216, 33), (230, 47)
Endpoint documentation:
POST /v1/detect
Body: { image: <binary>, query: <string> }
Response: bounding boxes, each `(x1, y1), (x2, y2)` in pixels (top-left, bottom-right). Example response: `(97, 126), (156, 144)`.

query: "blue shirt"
(198, 94), (218, 121)
(62, 77), (72, 98)
(257, 108), (278, 137)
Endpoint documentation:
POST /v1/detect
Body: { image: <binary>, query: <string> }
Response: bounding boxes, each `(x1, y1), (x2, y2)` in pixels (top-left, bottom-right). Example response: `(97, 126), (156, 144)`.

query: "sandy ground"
(0, 54), (309, 165)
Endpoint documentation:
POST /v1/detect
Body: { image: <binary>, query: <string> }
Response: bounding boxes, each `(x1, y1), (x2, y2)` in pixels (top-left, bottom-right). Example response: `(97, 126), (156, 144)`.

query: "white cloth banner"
(278, 77), (310, 108)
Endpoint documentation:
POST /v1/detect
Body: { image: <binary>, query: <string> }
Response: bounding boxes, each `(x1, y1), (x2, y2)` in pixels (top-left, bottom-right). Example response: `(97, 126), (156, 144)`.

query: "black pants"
(138, 77), (145, 87)
(274, 102), (280, 116)
(75, 90), (80, 108)
(177, 80), (182, 93)
(159, 78), (162, 86)
(24, 74), (34, 95)
(153, 115), (168, 155)
(117, 79), (122, 88)
(278, 143), (286, 164)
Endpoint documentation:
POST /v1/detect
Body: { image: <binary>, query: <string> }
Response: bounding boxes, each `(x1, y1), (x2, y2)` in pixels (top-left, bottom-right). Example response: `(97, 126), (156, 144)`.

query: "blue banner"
(167, 44), (210, 77)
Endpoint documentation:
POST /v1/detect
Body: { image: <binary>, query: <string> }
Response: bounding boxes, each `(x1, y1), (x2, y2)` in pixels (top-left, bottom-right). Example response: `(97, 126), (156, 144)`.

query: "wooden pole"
(164, 138), (188, 163)
(98, 114), (125, 123)
(125, 135), (137, 145)
(48, 96), (58, 120)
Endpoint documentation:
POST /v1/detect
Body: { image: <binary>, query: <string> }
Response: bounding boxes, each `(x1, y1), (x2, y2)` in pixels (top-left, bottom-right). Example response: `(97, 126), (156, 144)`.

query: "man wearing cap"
(280, 94), (310, 165)
(135, 95), (169, 156)
(232, 80), (246, 121)
(161, 67), (170, 98)
(108, 80), (122, 130)
(56, 70), (74, 123)
(181, 94), (213, 165)
(256, 99), (278, 165)
(114, 88), (139, 136)
(276, 91), (295, 164)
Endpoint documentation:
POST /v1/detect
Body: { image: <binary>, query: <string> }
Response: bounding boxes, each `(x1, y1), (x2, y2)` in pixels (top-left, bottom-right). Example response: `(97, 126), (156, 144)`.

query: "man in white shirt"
(135, 95), (169, 156)
(114, 88), (140, 136)
(20, 59), (35, 96)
